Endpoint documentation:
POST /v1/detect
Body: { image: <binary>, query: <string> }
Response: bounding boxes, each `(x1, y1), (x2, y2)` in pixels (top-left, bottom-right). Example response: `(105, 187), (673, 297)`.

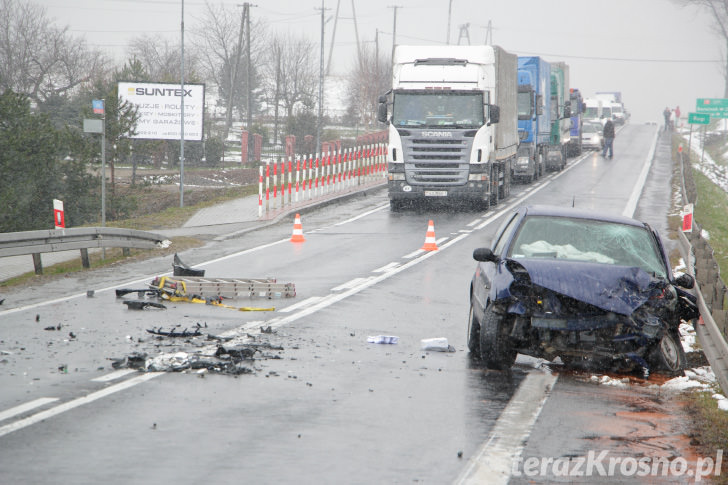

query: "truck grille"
(402, 132), (474, 186)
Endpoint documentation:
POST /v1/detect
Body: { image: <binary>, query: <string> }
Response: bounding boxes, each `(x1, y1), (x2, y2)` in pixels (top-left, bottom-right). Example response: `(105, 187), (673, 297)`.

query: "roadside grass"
(108, 184), (259, 231)
(684, 391), (728, 485)
(692, 169), (728, 278)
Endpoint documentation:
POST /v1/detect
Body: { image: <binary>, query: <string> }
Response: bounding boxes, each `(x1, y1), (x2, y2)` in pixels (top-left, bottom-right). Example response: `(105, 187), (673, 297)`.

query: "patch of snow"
(590, 375), (630, 388)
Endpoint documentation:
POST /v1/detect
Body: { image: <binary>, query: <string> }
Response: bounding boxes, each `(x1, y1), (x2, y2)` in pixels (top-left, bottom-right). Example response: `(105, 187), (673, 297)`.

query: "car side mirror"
(473, 247), (498, 263)
(674, 273), (695, 289)
(563, 105), (571, 118)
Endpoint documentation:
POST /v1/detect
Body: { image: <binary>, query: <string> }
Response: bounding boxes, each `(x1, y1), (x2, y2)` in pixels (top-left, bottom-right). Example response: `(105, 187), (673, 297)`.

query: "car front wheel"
(467, 304), (480, 354)
(479, 304), (516, 370)
(649, 329), (686, 374)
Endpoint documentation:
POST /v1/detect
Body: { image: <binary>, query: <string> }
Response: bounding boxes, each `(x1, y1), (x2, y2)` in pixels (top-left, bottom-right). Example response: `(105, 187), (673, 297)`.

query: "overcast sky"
(36, 0), (724, 123)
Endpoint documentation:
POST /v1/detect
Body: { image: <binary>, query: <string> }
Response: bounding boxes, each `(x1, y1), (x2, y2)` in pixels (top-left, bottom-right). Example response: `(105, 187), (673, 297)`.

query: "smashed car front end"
(490, 258), (691, 370)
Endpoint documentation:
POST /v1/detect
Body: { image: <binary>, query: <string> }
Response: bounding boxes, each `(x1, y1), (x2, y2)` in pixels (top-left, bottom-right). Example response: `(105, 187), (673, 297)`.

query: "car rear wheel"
(649, 329), (686, 374)
(467, 304), (480, 354)
(479, 304), (516, 370)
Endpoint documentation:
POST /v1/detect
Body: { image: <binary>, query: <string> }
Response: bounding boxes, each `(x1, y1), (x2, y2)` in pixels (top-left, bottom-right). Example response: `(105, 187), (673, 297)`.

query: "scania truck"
(377, 45), (518, 211)
(515, 56), (551, 183)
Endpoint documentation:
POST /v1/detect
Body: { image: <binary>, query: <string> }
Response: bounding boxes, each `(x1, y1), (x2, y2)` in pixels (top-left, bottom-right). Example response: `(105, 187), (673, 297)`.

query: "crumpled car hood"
(511, 259), (662, 315)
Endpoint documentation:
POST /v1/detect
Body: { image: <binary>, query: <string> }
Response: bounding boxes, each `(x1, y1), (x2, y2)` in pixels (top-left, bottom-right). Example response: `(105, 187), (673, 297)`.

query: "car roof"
(521, 205), (646, 228)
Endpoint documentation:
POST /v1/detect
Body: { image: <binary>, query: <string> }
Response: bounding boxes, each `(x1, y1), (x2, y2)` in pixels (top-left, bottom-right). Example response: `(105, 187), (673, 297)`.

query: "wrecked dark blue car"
(467, 205), (699, 374)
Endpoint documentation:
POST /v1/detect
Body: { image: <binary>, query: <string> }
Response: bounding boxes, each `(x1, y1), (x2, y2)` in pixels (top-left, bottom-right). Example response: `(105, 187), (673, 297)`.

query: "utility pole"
(245, 2), (254, 164)
(351, 0), (362, 71)
(316, 1), (330, 155)
(446, 0), (452, 45)
(325, 0), (340, 76)
(180, 0), (185, 207)
(484, 19), (493, 45)
(389, 5), (401, 65)
(457, 23), (470, 45)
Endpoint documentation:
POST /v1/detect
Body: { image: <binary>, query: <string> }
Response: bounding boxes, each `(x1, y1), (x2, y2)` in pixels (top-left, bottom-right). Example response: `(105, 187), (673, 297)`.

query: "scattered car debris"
(147, 327), (202, 338)
(123, 300), (167, 311)
(109, 352), (148, 369)
(173, 253), (205, 277)
(86, 290), (94, 298)
(421, 337), (456, 352)
(44, 324), (62, 331)
(116, 288), (161, 298)
(367, 335), (399, 344)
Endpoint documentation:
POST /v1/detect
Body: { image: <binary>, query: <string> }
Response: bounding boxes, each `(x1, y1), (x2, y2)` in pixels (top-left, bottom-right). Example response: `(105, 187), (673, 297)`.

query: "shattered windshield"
(508, 215), (667, 277)
(392, 92), (484, 128)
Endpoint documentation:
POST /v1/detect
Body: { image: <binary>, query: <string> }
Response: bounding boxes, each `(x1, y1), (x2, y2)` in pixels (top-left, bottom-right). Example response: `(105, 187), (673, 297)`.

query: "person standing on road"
(602, 118), (615, 159)
(663, 107), (671, 131)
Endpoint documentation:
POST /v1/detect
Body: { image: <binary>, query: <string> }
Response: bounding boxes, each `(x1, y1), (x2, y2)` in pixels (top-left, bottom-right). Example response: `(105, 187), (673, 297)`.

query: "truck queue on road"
(377, 45), (628, 211)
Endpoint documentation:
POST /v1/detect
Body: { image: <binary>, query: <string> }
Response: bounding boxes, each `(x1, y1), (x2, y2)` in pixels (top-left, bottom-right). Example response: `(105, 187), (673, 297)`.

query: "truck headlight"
(517, 157), (530, 167)
(468, 174), (488, 181)
(389, 173), (405, 181)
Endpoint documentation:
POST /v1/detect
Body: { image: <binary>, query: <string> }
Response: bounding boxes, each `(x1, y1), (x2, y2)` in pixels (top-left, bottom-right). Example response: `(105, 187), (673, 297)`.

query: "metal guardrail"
(676, 144), (728, 394)
(678, 231), (728, 394)
(0, 227), (169, 275)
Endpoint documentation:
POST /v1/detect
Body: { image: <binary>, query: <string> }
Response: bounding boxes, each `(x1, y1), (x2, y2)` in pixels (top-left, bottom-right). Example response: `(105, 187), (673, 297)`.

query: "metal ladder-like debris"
(150, 276), (296, 299)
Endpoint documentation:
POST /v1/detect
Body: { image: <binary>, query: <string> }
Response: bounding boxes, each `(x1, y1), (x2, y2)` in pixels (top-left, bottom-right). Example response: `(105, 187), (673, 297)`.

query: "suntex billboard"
(118, 82), (205, 140)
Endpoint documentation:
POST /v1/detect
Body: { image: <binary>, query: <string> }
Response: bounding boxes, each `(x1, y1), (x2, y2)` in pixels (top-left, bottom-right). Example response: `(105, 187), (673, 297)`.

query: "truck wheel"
(467, 304), (480, 354)
(479, 304), (516, 370)
(648, 329), (686, 374)
(390, 200), (404, 212)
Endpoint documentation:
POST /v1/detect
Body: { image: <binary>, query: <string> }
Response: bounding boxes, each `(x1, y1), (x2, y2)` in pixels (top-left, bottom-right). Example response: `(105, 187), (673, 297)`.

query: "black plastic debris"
(109, 352), (148, 369)
(216, 345), (258, 360)
(147, 327), (202, 338)
(173, 253), (205, 277)
(116, 289), (161, 298)
(123, 300), (167, 310)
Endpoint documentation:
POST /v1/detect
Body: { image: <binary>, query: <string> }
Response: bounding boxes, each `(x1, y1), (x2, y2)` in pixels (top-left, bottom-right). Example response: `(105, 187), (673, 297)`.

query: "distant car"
(582, 121), (603, 150)
(467, 205), (699, 374)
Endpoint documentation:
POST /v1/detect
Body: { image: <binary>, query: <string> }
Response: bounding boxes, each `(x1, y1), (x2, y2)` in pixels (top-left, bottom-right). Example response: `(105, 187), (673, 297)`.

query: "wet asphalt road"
(0, 123), (688, 484)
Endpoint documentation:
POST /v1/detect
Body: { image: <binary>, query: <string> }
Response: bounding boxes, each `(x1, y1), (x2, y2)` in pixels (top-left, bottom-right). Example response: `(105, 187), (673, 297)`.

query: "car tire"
(649, 329), (686, 374)
(479, 304), (516, 370)
(467, 304), (480, 354)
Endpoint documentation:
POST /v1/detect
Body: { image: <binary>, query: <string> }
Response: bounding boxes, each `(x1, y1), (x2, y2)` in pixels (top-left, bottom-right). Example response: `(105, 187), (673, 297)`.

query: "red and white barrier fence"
(258, 142), (387, 218)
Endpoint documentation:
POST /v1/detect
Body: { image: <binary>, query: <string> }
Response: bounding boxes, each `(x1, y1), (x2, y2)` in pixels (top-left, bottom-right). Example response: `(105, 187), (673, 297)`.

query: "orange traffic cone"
(290, 213), (305, 242)
(421, 220), (438, 251)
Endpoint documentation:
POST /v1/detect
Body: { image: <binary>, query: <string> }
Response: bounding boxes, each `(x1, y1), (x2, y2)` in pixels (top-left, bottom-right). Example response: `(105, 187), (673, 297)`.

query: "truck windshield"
(584, 107), (599, 119)
(392, 92), (484, 128)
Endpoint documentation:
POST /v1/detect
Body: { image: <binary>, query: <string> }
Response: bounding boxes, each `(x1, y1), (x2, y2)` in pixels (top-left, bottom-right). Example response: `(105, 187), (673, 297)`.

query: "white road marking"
(455, 372), (558, 485)
(0, 398), (59, 424)
(373, 262), (400, 273)
(331, 277), (373, 292)
(278, 296), (325, 313)
(91, 369), (138, 383)
(0, 373), (162, 438)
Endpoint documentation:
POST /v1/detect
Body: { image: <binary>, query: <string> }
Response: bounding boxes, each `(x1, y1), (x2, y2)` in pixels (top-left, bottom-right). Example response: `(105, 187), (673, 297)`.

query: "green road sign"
(688, 112), (710, 124)
(696, 98), (728, 118)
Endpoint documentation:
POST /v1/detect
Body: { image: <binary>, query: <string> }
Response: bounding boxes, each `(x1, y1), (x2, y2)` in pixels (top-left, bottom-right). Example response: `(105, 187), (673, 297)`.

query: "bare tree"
(258, 34), (317, 145)
(0, 0), (106, 104)
(126, 35), (199, 83)
(676, 0), (728, 97)
(191, 2), (266, 139)
(346, 44), (391, 127)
